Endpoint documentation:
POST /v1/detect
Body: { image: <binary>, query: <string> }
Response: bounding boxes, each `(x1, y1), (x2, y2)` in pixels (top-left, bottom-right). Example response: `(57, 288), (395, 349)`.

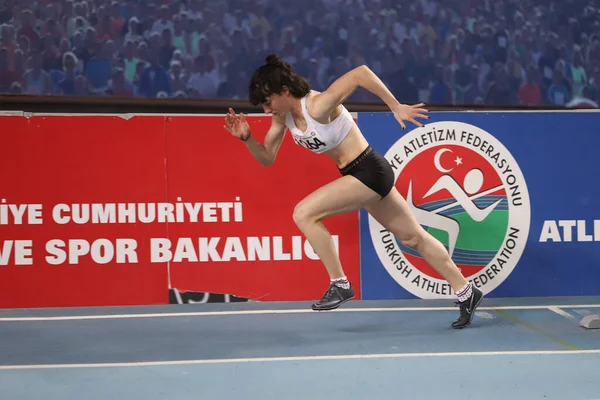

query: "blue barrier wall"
(357, 111), (600, 299)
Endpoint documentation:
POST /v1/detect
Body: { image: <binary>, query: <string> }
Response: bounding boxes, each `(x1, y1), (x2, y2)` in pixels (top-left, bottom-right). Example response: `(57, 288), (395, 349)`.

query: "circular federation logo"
(368, 121), (531, 298)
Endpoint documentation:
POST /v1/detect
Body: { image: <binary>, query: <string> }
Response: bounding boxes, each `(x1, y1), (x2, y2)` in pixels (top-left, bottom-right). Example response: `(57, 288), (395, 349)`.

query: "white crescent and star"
(434, 148), (463, 173)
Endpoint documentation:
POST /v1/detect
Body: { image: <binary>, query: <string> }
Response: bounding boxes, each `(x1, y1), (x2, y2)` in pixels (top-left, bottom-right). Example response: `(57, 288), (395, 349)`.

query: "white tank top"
(285, 92), (354, 154)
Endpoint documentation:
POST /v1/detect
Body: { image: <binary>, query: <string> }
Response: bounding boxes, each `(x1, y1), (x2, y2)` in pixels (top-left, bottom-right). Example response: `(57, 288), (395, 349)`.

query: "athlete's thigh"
(364, 187), (422, 240)
(296, 175), (381, 220)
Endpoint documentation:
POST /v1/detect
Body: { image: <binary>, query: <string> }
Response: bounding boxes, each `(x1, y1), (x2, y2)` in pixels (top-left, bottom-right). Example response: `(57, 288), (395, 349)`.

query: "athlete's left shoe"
(311, 282), (355, 311)
(452, 286), (484, 329)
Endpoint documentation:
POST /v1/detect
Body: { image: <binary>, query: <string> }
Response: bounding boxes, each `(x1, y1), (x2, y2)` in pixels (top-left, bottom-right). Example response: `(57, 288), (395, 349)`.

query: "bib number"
(293, 130), (329, 152)
(294, 136), (327, 151)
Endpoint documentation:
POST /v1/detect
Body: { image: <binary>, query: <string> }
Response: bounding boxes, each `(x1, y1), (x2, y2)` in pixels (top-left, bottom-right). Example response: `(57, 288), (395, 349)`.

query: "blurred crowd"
(1, 0), (600, 106)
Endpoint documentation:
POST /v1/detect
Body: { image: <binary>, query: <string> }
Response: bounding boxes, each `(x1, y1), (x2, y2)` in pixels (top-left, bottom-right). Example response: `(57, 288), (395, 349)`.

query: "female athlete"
(224, 54), (483, 329)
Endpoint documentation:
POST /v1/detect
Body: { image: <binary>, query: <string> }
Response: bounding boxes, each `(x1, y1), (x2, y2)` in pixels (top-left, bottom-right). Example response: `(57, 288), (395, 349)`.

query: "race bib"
(292, 129), (330, 153)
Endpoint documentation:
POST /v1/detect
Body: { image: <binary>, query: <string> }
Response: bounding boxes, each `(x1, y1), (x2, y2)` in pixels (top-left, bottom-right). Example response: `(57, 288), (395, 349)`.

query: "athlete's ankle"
(330, 276), (350, 289)
(455, 281), (473, 302)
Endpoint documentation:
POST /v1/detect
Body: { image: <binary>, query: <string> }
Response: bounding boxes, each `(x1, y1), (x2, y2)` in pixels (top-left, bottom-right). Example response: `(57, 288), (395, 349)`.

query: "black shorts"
(339, 146), (395, 198)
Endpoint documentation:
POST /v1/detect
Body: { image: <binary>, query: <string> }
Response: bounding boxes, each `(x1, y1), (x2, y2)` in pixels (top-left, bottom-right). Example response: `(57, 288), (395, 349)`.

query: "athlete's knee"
(292, 201), (317, 227)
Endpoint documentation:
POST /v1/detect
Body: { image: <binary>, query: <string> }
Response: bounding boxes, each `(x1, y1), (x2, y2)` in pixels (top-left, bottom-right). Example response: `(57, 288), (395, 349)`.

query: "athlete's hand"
(392, 103), (430, 130)
(224, 108), (251, 141)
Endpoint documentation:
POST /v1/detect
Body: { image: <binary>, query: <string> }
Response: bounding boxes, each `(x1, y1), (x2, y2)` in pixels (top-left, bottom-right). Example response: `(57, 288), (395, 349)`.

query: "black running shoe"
(452, 286), (484, 329)
(311, 282), (355, 311)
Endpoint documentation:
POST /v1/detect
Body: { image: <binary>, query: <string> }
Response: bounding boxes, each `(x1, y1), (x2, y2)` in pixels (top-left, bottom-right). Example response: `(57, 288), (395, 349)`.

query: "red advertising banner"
(0, 113), (360, 308)
(0, 114), (169, 308)
(165, 116), (360, 302)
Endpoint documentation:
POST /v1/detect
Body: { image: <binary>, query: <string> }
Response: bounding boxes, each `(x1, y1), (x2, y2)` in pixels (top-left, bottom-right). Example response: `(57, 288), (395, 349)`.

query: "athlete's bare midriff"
(321, 126), (370, 169)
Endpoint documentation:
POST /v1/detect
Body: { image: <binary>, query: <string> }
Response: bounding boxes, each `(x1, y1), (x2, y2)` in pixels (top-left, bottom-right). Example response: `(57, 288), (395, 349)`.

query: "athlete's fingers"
(397, 118), (406, 130)
(415, 113), (429, 120)
(408, 117), (423, 127)
(413, 103), (426, 108)
(240, 112), (246, 123)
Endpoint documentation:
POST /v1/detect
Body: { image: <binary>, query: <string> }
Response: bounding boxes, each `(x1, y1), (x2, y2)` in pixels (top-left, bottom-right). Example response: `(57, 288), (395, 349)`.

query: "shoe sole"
(311, 295), (355, 311)
(452, 292), (484, 329)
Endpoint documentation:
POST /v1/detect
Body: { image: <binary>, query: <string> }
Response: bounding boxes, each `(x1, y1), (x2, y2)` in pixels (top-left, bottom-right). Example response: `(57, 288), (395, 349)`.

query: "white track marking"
(1, 304), (600, 322)
(548, 307), (579, 322)
(1, 349), (599, 370)
(573, 309), (595, 316)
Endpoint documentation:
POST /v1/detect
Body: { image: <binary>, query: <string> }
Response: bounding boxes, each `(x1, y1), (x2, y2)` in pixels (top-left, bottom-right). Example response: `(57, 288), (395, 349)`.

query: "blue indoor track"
(1, 296), (600, 400)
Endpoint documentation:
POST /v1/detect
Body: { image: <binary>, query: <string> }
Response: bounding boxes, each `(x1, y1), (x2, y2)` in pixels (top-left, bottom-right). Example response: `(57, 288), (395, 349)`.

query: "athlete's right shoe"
(311, 282), (355, 311)
(452, 286), (484, 329)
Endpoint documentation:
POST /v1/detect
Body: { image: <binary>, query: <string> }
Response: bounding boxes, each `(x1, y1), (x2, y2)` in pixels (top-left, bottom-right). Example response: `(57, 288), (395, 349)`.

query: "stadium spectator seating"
(0, 0), (599, 106)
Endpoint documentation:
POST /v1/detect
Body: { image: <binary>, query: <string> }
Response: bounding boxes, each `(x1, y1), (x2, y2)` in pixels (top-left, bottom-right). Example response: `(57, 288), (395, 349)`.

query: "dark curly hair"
(248, 54), (311, 105)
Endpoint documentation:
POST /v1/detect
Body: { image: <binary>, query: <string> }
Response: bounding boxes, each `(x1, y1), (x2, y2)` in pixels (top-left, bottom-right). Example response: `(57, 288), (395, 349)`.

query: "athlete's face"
(262, 87), (292, 115)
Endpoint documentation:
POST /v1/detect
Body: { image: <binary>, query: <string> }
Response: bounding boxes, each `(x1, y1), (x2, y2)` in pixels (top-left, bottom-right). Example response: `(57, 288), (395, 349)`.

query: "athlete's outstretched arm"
(224, 108), (286, 166)
(311, 65), (429, 129)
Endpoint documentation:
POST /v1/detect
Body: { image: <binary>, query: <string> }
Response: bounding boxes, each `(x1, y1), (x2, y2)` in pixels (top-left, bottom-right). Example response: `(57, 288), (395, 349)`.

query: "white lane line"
(1, 349), (599, 370)
(475, 311), (495, 319)
(548, 307), (579, 322)
(2, 304), (600, 321)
